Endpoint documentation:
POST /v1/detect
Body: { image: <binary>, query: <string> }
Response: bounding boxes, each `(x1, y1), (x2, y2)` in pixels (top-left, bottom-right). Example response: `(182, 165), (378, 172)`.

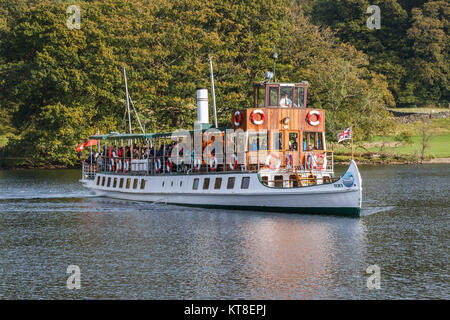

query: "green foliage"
(0, 0), (395, 165)
(308, 0), (449, 107)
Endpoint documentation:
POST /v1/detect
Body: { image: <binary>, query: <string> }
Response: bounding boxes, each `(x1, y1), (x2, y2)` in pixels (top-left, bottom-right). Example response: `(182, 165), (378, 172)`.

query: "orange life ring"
(250, 109), (265, 126)
(233, 111), (241, 127)
(307, 110), (321, 126)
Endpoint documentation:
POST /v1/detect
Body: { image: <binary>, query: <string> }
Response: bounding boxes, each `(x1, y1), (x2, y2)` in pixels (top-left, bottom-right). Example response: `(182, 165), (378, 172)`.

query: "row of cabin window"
(96, 176), (146, 190)
(95, 175), (251, 191)
(192, 176), (250, 190)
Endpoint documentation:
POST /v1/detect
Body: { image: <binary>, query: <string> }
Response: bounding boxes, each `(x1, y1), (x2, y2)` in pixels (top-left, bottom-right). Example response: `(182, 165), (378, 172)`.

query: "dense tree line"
(306, 0), (449, 107)
(1, 0), (398, 165)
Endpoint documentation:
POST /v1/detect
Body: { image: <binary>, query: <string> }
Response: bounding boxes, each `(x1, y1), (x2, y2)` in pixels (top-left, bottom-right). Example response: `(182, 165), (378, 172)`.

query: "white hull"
(82, 161), (362, 217)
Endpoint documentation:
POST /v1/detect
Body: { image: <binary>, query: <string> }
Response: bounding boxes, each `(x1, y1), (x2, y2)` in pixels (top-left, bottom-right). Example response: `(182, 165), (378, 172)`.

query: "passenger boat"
(80, 79), (362, 217)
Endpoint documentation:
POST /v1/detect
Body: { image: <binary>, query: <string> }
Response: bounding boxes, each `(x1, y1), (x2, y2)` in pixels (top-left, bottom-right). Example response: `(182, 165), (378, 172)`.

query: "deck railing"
(81, 161), (97, 180)
(86, 150), (334, 176)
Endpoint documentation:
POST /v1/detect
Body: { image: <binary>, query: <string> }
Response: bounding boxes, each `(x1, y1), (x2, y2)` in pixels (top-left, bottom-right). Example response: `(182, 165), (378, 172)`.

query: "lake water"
(0, 165), (448, 299)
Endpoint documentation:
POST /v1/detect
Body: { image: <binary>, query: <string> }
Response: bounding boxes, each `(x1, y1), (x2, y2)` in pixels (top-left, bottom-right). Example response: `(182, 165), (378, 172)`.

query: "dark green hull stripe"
(166, 203), (361, 217)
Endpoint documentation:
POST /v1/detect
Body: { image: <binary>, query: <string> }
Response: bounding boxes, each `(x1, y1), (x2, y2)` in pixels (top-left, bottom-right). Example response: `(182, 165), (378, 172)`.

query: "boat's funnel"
(196, 88), (209, 124)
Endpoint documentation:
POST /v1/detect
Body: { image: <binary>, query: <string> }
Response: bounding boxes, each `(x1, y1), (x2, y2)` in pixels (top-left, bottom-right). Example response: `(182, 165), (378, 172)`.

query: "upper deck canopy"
(89, 127), (231, 140)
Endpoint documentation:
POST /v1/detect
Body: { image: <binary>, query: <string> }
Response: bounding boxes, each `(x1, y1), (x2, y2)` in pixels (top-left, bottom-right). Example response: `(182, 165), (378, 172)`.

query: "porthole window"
(119, 178), (124, 188)
(107, 177), (111, 187)
(126, 178), (131, 189)
(227, 177), (235, 189)
(113, 178), (118, 188)
(203, 178), (210, 190)
(193, 178), (199, 190)
(133, 179), (138, 189)
(214, 178), (222, 190)
(241, 177), (250, 189)
(140, 179), (146, 190)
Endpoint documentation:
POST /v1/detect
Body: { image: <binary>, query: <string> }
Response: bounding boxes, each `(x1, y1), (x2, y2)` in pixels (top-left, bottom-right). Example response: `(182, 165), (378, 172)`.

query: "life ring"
(228, 153), (238, 170)
(193, 157), (202, 172)
(285, 153), (293, 169)
(209, 157), (218, 171)
(233, 111), (242, 127)
(307, 110), (321, 126)
(265, 154), (281, 170)
(166, 158), (173, 172)
(250, 109), (265, 126)
(154, 158), (161, 172)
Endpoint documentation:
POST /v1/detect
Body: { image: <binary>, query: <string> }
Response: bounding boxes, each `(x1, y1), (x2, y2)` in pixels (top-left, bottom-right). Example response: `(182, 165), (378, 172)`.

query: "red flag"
(76, 132), (99, 152)
(76, 142), (86, 152)
(83, 139), (98, 148)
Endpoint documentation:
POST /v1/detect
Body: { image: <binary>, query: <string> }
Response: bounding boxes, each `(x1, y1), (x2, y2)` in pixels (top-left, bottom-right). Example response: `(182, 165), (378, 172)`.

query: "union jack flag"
(338, 127), (352, 143)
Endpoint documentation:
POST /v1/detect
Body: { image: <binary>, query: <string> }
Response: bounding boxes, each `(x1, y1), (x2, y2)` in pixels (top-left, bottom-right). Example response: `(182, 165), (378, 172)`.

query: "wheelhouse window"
(241, 177), (250, 189)
(280, 86), (294, 108)
(303, 132), (324, 151)
(257, 86), (265, 108)
(269, 87), (279, 107)
(192, 178), (199, 190)
(227, 177), (235, 189)
(295, 86), (305, 108)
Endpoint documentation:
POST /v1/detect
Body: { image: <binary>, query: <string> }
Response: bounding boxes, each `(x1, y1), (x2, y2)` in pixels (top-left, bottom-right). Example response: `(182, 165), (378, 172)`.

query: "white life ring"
(229, 153), (238, 170)
(307, 110), (321, 126)
(233, 111), (242, 127)
(193, 157), (202, 172)
(250, 109), (265, 125)
(209, 157), (218, 171)
(265, 154), (281, 170)
(166, 158), (173, 172)
(154, 158), (161, 172)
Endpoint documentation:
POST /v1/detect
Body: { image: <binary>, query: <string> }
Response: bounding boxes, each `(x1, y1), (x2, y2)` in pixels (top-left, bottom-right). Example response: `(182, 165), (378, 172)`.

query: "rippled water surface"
(0, 165), (448, 299)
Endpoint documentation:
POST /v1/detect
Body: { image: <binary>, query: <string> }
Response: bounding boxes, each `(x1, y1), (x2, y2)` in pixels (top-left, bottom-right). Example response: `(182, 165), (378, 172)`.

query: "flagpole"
(351, 126), (354, 160)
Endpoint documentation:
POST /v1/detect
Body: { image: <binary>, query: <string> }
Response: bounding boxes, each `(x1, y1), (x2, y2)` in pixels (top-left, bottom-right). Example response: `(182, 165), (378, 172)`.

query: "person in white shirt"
(280, 93), (292, 108)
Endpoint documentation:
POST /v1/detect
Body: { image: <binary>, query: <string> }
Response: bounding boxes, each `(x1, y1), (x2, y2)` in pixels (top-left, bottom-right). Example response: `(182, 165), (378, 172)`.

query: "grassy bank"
(332, 117), (450, 163)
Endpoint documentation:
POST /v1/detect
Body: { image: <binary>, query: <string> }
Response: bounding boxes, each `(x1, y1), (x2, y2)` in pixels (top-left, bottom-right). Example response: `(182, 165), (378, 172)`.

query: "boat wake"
(0, 193), (97, 201)
(360, 206), (395, 216)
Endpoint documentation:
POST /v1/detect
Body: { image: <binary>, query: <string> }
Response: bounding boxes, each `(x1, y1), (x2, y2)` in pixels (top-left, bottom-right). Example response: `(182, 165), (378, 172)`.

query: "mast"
(209, 56), (218, 128)
(123, 66), (132, 134)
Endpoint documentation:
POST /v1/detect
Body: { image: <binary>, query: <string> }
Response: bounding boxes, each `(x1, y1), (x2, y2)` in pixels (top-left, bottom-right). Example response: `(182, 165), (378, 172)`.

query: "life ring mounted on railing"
(233, 111), (242, 127)
(307, 110), (321, 126)
(154, 158), (161, 173)
(265, 154), (281, 170)
(250, 109), (265, 126)
(229, 153), (238, 170)
(166, 158), (173, 173)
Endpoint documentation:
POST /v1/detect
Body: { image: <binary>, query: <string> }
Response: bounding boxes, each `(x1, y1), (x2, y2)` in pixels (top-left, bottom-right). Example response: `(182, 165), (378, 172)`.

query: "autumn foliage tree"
(0, 0), (394, 166)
